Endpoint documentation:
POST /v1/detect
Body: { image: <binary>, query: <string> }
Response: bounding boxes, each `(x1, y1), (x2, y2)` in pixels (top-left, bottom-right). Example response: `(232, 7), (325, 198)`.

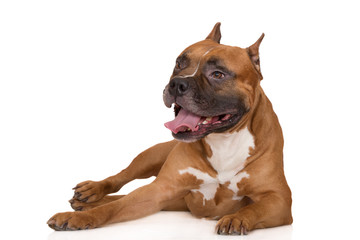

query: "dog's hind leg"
(162, 198), (188, 211)
(72, 140), (178, 204)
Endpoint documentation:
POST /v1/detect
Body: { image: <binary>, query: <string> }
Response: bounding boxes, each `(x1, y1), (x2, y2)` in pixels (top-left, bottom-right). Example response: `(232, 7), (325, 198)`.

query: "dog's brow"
(176, 53), (189, 63)
(177, 47), (216, 78)
(206, 57), (233, 75)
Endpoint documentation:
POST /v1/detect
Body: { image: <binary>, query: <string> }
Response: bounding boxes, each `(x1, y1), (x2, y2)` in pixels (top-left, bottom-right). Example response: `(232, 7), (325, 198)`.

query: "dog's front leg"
(71, 140), (178, 203)
(215, 191), (293, 235)
(48, 179), (186, 231)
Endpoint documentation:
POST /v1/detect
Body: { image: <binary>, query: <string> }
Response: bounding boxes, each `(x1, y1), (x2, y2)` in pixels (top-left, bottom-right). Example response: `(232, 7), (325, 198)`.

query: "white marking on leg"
(179, 167), (218, 205)
(228, 172), (249, 200)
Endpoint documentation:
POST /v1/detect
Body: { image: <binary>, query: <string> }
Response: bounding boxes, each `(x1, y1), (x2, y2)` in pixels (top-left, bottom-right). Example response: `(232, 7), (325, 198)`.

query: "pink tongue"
(164, 108), (202, 134)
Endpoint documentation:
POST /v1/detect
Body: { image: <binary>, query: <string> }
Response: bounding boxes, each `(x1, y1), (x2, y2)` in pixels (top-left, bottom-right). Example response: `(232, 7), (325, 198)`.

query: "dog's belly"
(184, 183), (248, 219)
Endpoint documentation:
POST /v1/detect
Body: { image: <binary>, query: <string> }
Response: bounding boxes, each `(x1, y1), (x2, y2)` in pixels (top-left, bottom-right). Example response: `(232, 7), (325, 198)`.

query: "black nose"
(169, 78), (190, 96)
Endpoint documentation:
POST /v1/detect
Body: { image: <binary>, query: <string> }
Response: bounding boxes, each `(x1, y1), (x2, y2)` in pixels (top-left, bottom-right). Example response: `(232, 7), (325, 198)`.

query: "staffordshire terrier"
(47, 23), (293, 235)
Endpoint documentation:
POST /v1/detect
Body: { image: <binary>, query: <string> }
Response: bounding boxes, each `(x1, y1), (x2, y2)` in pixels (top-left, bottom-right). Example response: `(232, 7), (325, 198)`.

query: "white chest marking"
(179, 127), (255, 204)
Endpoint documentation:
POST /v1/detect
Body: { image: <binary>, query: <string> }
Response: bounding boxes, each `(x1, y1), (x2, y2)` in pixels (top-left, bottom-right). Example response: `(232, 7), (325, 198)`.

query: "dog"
(47, 22), (293, 235)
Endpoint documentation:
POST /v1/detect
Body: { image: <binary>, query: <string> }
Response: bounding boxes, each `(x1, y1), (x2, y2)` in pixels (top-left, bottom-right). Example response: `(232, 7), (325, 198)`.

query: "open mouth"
(164, 104), (243, 141)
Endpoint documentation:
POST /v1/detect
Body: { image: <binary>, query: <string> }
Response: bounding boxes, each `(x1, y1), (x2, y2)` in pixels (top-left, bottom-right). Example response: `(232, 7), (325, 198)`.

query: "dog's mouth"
(164, 104), (243, 141)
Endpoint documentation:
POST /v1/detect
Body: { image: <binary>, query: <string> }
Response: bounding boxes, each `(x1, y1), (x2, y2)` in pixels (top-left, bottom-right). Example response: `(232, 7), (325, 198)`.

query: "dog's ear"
(206, 22), (221, 43)
(247, 33), (265, 80)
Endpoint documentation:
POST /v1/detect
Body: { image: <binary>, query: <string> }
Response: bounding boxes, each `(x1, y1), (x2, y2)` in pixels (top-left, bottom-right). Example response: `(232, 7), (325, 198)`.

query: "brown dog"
(47, 23), (292, 235)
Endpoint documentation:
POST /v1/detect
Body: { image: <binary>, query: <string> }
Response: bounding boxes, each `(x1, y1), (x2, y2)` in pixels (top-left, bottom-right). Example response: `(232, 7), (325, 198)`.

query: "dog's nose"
(169, 78), (190, 96)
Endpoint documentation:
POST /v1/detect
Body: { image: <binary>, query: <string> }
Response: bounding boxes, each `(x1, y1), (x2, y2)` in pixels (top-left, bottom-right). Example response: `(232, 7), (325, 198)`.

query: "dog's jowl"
(48, 23), (292, 235)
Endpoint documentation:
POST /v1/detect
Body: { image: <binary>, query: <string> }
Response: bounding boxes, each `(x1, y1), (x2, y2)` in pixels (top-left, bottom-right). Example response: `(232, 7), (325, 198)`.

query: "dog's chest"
(179, 127), (255, 205)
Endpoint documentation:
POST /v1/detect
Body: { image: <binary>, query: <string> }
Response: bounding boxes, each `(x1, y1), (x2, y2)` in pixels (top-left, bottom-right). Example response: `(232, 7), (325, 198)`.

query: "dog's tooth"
(202, 117), (212, 125)
(222, 114), (231, 120)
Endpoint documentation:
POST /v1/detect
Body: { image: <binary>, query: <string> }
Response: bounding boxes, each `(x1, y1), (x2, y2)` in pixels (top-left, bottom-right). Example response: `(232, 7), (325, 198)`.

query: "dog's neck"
(204, 127), (255, 174)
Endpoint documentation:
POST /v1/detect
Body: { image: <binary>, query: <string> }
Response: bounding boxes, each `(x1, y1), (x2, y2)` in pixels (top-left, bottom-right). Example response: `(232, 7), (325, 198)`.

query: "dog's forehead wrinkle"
(176, 47), (216, 79)
(176, 52), (190, 64)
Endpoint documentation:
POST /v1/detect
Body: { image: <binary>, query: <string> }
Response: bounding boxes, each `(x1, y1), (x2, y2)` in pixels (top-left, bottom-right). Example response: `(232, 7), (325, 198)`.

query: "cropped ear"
(206, 22), (221, 43)
(247, 33), (265, 80)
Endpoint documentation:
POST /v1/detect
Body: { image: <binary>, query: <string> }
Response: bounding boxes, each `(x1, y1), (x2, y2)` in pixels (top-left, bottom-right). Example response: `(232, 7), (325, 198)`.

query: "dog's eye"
(210, 71), (225, 80)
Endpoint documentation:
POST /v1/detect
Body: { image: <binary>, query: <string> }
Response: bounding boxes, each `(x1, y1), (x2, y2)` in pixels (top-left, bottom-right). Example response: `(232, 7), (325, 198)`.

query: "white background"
(1, 0), (359, 239)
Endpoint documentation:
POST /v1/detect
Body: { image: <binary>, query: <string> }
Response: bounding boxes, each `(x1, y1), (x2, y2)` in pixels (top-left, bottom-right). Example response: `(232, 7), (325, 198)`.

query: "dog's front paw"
(47, 211), (98, 231)
(72, 180), (107, 203)
(69, 195), (115, 211)
(69, 198), (92, 211)
(215, 214), (250, 235)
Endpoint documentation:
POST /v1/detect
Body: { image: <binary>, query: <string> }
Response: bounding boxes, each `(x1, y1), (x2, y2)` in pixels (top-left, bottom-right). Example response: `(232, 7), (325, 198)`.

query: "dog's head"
(163, 23), (264, 142)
